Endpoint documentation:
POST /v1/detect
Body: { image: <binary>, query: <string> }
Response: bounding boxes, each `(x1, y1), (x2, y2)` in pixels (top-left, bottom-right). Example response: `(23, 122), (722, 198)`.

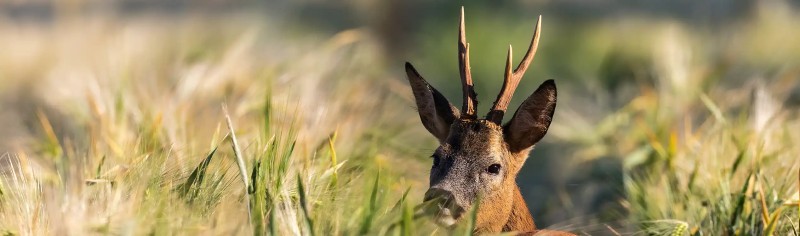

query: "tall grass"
(0, 13), (439, 235)
(0, 4), (798, 236)
(551, 10), (800, 234)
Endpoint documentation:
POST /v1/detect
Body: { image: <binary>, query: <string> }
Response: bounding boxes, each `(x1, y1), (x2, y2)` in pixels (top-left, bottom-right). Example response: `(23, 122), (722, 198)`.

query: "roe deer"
(404, 8), (574, 235)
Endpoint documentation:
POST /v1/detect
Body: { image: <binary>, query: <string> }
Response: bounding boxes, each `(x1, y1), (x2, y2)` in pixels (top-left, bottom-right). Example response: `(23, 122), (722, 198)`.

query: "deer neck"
(502, 184), (536, 232)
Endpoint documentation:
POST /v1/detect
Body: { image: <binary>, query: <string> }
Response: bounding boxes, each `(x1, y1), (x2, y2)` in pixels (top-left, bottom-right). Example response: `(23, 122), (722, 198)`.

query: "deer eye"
(487, 164), (501, 174)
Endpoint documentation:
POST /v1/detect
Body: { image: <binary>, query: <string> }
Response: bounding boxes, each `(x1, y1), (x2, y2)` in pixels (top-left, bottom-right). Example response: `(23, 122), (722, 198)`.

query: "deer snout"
(423, 188), (465, 221)
(424, 188), (453, 202)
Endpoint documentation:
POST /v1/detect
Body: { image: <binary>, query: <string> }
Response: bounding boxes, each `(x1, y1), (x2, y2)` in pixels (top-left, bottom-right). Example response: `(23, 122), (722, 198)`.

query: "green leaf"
(763, 206), (785, 236)
(177, 146), (218, 200)
(728, 173), (753, 233)
(358, 172), (381, 235)
(297, 174), (315, 236)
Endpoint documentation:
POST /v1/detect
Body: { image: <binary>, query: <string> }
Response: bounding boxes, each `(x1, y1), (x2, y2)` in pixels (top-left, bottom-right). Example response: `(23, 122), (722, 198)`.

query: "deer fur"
(404, 8), (574, 236)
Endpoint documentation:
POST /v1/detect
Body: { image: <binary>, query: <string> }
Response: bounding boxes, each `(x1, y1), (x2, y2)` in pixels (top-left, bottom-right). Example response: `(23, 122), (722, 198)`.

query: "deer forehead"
(441, 120), (508, 159)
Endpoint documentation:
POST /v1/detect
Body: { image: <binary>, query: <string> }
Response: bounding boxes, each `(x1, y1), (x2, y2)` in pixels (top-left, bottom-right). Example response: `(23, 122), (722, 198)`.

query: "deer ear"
(405, 62), (460, 143)
(503, 79), (556, 153)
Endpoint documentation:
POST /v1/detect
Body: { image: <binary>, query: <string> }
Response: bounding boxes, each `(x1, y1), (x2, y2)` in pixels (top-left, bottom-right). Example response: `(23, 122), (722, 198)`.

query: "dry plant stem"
(223, 104), (253, 224)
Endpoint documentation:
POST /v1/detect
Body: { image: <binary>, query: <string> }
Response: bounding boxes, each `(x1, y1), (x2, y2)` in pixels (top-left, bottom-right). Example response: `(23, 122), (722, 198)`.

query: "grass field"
(0, 2), (799, 235)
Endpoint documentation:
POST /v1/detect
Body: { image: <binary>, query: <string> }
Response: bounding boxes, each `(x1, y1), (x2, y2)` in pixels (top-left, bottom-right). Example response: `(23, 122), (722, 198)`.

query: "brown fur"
(502, 186), (536, 232)
(404, 8), (573, 235)
(404, 80), (572, 235)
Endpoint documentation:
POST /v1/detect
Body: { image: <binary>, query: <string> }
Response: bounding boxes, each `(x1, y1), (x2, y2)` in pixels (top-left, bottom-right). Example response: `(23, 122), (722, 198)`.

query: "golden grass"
(0, 4), (798, 235)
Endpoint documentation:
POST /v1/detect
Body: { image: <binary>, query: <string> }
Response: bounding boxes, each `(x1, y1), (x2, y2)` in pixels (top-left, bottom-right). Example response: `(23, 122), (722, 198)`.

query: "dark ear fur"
(503, 79), (557, 153)
(405, 62), (460, 143)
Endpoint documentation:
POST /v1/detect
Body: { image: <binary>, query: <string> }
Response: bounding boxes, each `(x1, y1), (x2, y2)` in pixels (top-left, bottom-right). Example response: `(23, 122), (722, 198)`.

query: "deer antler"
(459, 7), (478, 119)
(487, 15), (542, 124)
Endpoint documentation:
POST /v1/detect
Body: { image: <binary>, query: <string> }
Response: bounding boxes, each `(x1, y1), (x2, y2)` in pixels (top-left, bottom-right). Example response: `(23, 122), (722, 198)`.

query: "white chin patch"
(434, 209), (457, 227)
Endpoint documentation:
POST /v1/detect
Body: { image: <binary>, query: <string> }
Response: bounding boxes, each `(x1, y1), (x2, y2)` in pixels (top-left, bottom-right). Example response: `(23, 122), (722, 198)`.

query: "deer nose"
(424, 188), (452, 202)
(423, 188), (464, 217)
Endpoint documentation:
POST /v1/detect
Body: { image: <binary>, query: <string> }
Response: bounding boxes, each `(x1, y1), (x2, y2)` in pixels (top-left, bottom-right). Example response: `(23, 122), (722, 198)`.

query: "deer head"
(405, 8), (558, 233)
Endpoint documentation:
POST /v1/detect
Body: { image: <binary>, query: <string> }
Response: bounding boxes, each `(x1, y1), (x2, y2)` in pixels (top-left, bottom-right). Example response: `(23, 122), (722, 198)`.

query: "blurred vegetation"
(0, 0), (799, 235)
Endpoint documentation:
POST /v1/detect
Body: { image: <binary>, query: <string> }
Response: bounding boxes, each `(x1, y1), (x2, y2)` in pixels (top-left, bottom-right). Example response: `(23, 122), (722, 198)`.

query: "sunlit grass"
(0, 13), (438, 235)
(0, 4), (798, 236)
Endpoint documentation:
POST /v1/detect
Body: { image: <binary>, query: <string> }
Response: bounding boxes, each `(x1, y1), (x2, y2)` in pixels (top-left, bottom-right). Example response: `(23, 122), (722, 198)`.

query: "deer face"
(409, 79), (556, 229)
(404, 8), (556, 231)
(425, 120), (515, 227)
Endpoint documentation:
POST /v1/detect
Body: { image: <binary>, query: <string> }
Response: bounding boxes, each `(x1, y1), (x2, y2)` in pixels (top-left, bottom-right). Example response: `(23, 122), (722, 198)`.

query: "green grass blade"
(729, 149), (748, 178)
(297, 174), (315, 236)
(391, 187), (412, 211)
(263, 84), (272, 136)
(249, 160), (261, 195)
(763, 206), (785, 236)
(177, 146), (218, 199)
(328, 131), (339, 191)
(279, 141), (296, 178)
(400, 200), (413, 236)
(269, 203), (277, 236)
(250, 160), (264, 235)
(95, 155), (106, 178)
(465, 197), (480, 236)
(729, 172), (753, 233)
(358, 172), (380, 235)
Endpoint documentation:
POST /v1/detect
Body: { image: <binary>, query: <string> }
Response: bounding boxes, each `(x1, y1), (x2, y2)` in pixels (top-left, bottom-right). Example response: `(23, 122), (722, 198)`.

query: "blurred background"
(1, 0), (799, 235)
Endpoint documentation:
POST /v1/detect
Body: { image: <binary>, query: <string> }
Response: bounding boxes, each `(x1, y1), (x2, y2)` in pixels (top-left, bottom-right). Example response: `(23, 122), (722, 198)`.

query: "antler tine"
(459, 7), (477, 119)
(505, 45), (514, 88)
(487, 15), (542, 124)
(513, 15), (542, 79)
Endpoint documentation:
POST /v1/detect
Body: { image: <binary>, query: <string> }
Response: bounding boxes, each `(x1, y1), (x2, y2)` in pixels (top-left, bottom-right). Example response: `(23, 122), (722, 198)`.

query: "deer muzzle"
(423, 188), (466, 226)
